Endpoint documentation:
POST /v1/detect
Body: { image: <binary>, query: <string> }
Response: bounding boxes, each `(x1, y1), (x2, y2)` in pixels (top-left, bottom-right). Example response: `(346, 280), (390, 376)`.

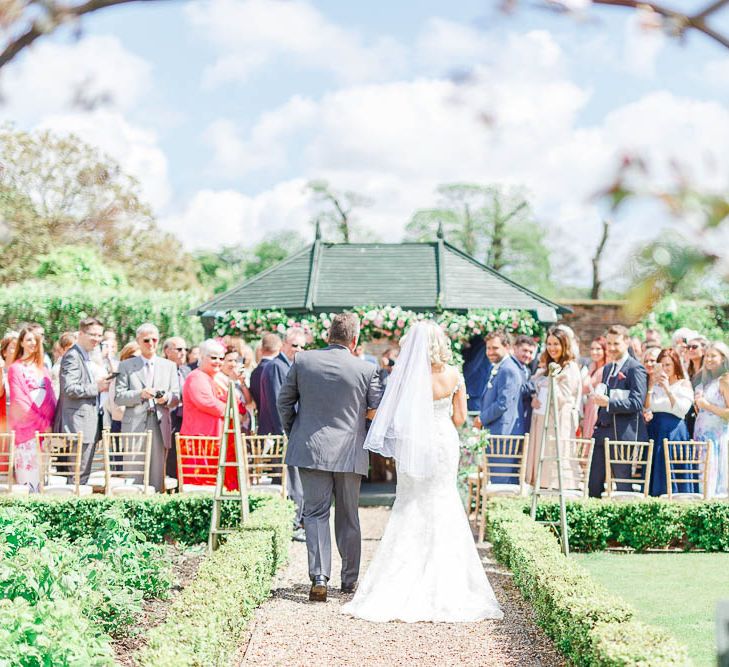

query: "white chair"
(176, 434), (220, 493)
(604, 439), (654, 500)
(36, 432), (93, 496)
(0, 432), (28, 495)
(661, 439), (711, 501)
(102, 430), (154, 495)
(245, 434), (287, 497)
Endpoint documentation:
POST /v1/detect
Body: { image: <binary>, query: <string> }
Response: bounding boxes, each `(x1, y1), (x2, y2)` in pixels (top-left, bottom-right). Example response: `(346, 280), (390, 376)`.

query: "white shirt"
(650, 382), (693, 419)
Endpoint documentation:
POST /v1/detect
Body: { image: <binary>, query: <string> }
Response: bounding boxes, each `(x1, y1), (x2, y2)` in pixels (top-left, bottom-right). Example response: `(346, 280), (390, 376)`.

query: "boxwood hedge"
(488, 501), (690, 666)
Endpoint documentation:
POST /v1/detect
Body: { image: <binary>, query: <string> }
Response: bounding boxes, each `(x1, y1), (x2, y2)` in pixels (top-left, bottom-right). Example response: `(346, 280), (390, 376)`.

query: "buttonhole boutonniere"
(617, 371), (626, 381)
(487, 364), (499, 390)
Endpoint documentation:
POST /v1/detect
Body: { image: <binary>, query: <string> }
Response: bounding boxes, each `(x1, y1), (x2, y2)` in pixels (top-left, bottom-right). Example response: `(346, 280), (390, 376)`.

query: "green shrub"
(0, 598), (114, 667)
(488, 502), (690, 666)
(0, 283), (205, 345)
(0, 493), (278, 545)
(532, 499), (729, 552)
(139, 497), (294, 666)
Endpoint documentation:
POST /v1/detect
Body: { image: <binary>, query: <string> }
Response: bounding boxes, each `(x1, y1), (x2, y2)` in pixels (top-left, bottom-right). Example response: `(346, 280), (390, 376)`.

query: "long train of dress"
(341, 395), (503, 623)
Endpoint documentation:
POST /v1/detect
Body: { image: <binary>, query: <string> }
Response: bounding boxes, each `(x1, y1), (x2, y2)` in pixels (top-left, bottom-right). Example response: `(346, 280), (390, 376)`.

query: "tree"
(306, 179), (374, 243)
(0, 127), (199, 290)
(590, 219), (612, 299)
(34, 245), (127, 287)
(405, 183), (553, 293)
(194, 231), (307, 294)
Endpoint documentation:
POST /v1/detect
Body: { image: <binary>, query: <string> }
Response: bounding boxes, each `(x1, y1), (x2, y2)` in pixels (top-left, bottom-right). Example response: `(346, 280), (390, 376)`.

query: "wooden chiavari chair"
(36, 431), (92, 496)
(662, 439), (711, 501)
(472, 433), (530, 542)
(245, 434), (286, 497)
(102, 430), (154, 495)
(604, 439), (653, 500)
(0, 432), (27, 495)
(176, 434), (220, 493)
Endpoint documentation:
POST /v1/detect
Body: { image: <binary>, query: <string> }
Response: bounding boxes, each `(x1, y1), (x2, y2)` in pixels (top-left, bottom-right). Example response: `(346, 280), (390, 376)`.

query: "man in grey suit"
(56, 317), (111, 484)
(115, 323), (180, 492)
(278, 312), (384, 602)
(163, 336), (191, 481)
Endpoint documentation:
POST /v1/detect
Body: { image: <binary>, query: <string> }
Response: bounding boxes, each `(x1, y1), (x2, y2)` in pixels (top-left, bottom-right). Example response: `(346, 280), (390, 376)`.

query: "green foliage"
(0, 493), (289, 546)
(194, 231), (307, 294)
(631, 296), (728, 344)
(532, 499), (729, 552)
(487, 502), (690, 666)
(0, 283), (205, 346)
(307, 179), (374, 243)
(138, 496), (295, 666)
(34, 245), (127, 287)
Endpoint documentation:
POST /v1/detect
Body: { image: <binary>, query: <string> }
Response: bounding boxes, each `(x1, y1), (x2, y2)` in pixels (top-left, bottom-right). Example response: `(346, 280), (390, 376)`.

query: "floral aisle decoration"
(214, 306), (542, 352)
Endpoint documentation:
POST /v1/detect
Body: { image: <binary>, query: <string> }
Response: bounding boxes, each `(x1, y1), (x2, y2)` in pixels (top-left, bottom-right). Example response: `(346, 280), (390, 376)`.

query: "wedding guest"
(56, 318), (111, 484)
(220, 346), (253, 429)
(108, 341), (141, 433)
(163, 336), (191, 481)
(588, 325), (648, 497)
(24, 322), (52, 370)
(644, 349), (693, 496)
(115, 323), (179, 492)
(629, 336), (643, 360)
(50, 332), (77, 397)
(187, 346), (200, 371)
(685, 335), (708, 436)
(581, 336), (607, 439)
(694, 342), (729, 498)
(525, 327), (582, 489)
(644, 328), (662, 348)
(0, 332), (19, 433)
(101, 330), (119, 373)
(7, 327), (57, 491)
(249, 333), (282, 411)
(477, 330), (526, 484)
(672, 328), (697, 370)
(512, 335), (538, 429)
(259, 327), (307, 539)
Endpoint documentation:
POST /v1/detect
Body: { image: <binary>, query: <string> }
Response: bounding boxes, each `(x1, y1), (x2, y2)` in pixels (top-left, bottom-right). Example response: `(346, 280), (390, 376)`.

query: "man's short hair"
(606, 324), (630, 341)
(514, 334), (537, 348)
(328, 312), (360, 345)
(485, 329), (512, 347)
(284, 328), (306, 344)
(79, 317), (103, 333)
(261, 332), (282, 354)
(163, 336), (185, 351)
(136, 322), (159, 339)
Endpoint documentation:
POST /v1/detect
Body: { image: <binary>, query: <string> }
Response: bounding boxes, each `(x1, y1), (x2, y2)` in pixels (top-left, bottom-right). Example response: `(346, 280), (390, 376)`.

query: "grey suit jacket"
(56, 344), (100, 443)
(279, 345), (384, 475)
(115, 355), (180, 449)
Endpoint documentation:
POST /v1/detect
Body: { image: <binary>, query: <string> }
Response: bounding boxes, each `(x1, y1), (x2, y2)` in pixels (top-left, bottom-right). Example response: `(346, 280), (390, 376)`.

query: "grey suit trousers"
(298, 468), (362, 586)
(79, 411), (102, 485)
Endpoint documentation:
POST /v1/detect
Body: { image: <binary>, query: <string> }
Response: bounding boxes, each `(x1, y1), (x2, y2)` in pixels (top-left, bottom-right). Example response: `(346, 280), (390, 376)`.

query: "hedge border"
(530, 499), (729, 552)
(487, 501), (690, 666)
(138, 497), (295, 666)
(0, 493), (288, 545)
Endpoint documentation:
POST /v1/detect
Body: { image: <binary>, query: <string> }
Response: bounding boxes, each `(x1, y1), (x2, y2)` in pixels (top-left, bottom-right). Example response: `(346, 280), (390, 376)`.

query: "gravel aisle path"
(238, 507), (564, 667)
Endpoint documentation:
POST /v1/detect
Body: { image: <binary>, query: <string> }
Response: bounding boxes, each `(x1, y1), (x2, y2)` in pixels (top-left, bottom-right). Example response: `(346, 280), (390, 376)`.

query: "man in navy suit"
(588, 324), (648, 497)
(477, 330), (527, 484)
(250, 333), (282, 412)
(512, 335), (538, 429)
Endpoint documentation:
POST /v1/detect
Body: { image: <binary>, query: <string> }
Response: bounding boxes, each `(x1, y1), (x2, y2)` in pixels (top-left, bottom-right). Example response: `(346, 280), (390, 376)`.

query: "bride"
(341, 321), (503, 623)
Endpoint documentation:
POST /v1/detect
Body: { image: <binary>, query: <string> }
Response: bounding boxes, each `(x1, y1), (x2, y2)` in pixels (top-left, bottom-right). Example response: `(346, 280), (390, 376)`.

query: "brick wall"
(559, 300), (641, 353)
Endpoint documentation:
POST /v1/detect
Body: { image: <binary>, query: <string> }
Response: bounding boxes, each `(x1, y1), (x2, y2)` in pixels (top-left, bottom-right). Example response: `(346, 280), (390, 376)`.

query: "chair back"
(0, 432), (16, 490)
(36, 432), (84, 494)
(176, 434), (221, 491)
(480, 433), (529, 493)
(664, 439), (711, 500)
(546, 436), (595, 498)
(604, 439), (654, 498)
(245, 435), (287, 497)
(102, 430), (152, 495)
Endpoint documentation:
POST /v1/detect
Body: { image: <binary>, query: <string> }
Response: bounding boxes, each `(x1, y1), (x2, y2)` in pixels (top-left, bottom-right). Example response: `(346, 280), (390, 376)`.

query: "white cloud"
(185, 0), (407, 87)
(702, 58), (729, 87)
(0, 35), (152, 119)
(159, 180), (314, 250)
(623, 10), (666, 78)
(38, 110), (172, 212)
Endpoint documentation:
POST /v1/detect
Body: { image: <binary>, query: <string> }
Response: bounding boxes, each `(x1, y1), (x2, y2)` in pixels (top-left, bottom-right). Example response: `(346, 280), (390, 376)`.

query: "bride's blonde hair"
(425, 321), (452, 366)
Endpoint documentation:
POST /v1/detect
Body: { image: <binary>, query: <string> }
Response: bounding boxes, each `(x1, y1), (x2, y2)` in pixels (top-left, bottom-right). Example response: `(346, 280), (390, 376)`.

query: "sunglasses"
(209, 355), (224, 361)
(291, 343), (305, 350)
(174, 347), (188, 352)
(143, 338), (159, 343)
(687, 344), (702, 350)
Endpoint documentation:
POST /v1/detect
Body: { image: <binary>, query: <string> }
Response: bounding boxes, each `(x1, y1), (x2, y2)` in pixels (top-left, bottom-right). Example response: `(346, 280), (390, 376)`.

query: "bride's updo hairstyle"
(424, 320), (452, 366)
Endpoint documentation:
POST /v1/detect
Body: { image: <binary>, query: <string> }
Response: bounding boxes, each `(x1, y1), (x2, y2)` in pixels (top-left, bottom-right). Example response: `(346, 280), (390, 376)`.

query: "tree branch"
(591, 218), (611, 300)
(0, 0), (165, 70)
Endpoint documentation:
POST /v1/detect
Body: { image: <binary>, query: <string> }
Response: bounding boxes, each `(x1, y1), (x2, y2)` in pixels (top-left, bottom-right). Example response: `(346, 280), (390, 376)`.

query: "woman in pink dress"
(7, 327), (57, 491)
(581, 336), (607, 439)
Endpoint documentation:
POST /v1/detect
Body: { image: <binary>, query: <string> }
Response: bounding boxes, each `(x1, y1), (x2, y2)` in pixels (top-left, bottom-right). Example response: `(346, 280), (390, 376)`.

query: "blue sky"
(4, 0), (729, 285)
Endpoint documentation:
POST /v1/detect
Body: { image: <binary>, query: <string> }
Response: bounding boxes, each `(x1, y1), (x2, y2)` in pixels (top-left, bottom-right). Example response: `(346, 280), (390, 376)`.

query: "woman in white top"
(645, 348), (693, 496)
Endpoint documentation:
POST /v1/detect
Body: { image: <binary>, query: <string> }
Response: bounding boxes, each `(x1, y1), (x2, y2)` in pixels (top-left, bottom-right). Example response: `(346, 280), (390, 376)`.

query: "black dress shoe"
(309, 575), (328, 602)
(340, 581), (357, 594)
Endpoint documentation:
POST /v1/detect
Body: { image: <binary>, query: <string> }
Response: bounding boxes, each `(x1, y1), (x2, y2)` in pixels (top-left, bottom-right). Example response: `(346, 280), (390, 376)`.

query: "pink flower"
(374, 317), (384, 327)
(363, 319), (370, 326)
(396, 318), (405, 328)
(287, 319), (295, 326)
(230, 320), (237, 328)
(394, 328), (402, 337)
(511, 320), (519, 328)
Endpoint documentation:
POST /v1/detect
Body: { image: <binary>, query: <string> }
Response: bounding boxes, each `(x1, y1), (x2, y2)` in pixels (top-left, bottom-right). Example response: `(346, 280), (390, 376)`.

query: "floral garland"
(214, 306), (542, 352)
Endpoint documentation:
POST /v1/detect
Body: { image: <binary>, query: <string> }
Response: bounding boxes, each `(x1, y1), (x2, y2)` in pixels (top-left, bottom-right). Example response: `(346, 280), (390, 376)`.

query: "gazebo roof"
(193, 232), (570, 322)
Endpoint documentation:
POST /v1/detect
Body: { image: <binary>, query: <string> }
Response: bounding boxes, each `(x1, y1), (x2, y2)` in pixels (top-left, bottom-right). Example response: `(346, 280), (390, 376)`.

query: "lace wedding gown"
(341, 388), (503, 623)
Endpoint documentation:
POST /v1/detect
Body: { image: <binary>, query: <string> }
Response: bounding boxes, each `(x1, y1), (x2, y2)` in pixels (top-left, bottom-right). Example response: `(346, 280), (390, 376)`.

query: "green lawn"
(575, 552), (729, 666)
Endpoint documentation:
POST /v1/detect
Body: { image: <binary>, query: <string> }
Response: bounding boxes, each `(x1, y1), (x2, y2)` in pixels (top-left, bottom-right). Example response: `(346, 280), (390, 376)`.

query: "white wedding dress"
(341, 385), (503, 623)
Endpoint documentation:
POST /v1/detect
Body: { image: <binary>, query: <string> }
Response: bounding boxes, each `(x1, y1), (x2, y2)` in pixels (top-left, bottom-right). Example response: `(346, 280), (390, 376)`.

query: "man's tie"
(144, 360), (154, 387)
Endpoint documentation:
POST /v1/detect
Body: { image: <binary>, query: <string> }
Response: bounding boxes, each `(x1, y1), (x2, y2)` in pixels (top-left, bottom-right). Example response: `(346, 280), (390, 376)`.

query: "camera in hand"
(154, 390), (165, 399)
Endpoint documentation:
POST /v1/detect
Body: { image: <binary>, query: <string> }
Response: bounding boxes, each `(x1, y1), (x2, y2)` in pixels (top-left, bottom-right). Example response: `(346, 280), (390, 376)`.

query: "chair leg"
(477, 494), (486, 543)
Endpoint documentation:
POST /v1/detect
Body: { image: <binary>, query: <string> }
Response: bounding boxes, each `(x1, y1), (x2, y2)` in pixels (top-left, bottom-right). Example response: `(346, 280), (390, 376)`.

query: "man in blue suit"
(588, 324), (648, 497)
(477, 330), (527, 484)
